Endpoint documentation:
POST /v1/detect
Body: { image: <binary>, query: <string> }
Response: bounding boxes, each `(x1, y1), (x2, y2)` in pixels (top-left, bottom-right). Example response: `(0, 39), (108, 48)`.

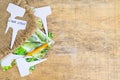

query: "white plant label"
(34, 6), (52, 36)
(5, 3), (27, 49)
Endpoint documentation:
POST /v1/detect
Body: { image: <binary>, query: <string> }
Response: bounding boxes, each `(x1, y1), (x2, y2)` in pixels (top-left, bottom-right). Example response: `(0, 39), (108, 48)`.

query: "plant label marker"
(34, 6), (52, 36)
(5, 3), (27, 49)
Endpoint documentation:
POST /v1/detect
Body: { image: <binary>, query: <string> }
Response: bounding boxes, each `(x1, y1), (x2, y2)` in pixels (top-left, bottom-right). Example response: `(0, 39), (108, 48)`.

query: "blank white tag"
(34, 6), (52, 36)
(1, 53), (24, 67)
(7, 3), (25, 18)
(16, 58), (47, 77)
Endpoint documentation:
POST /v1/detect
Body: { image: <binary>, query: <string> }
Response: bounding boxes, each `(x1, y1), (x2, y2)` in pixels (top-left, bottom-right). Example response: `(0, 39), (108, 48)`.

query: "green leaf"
(26, 57), (38, 71)
(22, 42), (41, 49)
(13, 46), (27, 55)
(27, 35), (38, 42)
(36, 19), (43, 29)
(35, 31), (46, 43)
(26, 57), (38, 62)
(29, 66), (35, 71)
(48, 32), (54, 39)
(2, 66), (12, 71)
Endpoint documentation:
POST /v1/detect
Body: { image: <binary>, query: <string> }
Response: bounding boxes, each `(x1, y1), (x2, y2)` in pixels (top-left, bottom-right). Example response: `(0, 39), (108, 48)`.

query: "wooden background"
(0, 0), (120, 80)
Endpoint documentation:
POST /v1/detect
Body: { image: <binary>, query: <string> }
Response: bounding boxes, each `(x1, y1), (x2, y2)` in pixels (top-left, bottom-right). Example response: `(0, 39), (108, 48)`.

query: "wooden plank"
(0, 0), (120, 80)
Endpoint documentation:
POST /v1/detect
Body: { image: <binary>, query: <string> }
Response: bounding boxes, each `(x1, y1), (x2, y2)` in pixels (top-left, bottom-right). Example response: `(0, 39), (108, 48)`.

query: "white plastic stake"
(7, 3), (25, 18)
(1, 53), (24, 67)
(5, 3), (27, 49)
(16, 58), (47, 77)
(34, 6), (52, 36)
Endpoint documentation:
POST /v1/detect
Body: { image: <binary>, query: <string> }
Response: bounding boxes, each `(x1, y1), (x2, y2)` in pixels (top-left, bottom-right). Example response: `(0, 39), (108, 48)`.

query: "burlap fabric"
(0, 0), (37, 58)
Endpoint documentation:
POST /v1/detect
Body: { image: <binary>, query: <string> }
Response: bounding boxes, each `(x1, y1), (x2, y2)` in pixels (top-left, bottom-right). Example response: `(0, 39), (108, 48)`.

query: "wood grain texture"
(0, 0), (120, 80)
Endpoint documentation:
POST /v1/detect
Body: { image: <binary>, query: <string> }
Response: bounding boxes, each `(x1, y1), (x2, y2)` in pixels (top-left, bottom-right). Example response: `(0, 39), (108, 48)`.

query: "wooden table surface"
(0, 0), (120, 80)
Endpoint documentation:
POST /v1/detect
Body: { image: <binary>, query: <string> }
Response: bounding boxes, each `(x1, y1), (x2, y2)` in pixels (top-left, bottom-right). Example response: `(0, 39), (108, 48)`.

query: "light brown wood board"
(0, 0), (120, 80)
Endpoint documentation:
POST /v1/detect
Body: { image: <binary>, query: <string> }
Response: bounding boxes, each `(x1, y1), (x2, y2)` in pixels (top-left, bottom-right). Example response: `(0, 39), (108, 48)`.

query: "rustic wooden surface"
(0, 0), (120, 80)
